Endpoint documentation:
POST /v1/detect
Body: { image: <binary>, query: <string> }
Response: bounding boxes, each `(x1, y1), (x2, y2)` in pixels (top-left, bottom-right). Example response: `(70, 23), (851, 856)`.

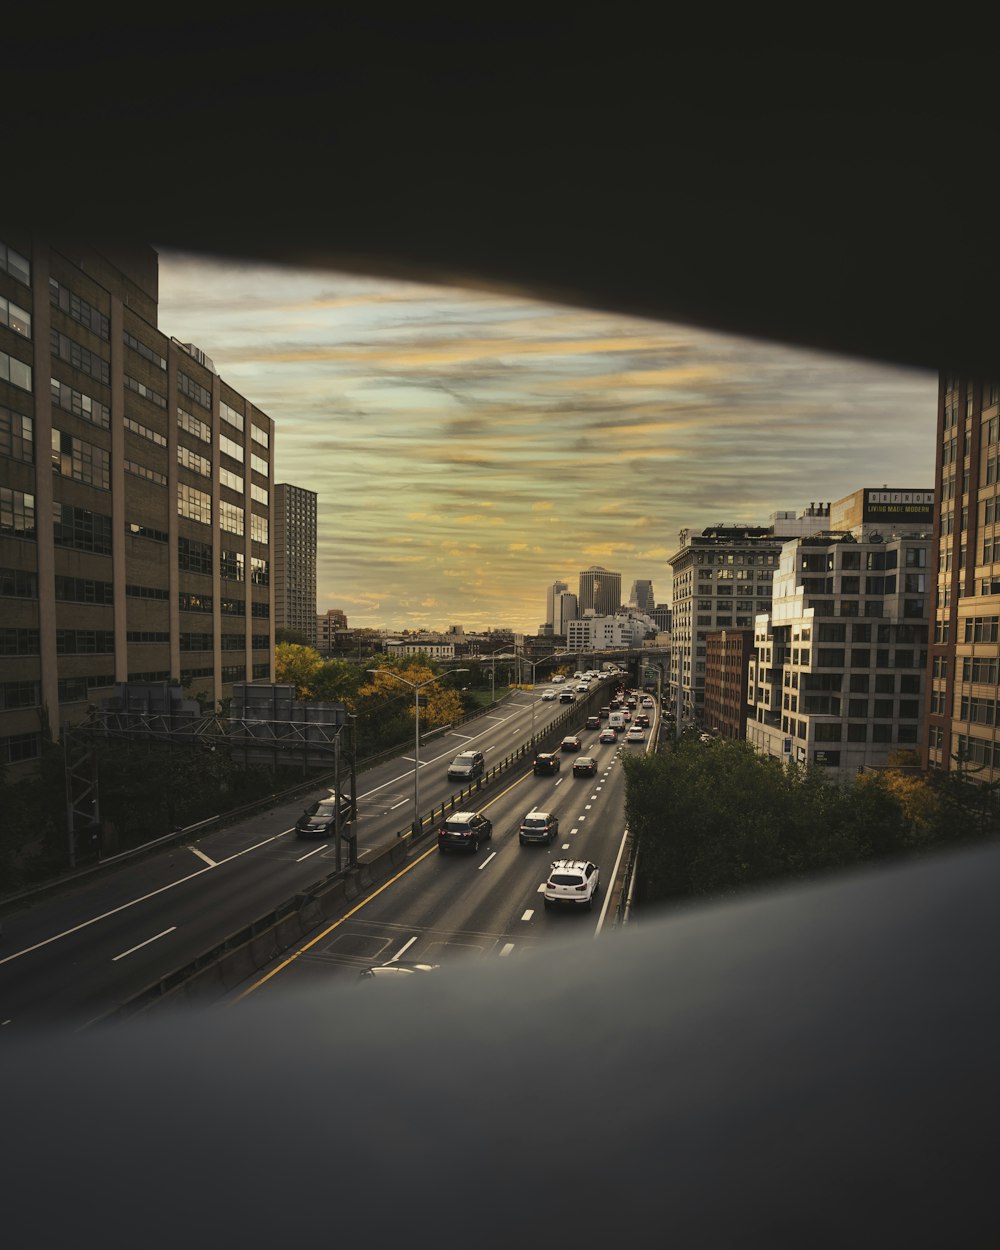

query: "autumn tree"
(274, 642), (325, 700)
(358, 660), (464, 731)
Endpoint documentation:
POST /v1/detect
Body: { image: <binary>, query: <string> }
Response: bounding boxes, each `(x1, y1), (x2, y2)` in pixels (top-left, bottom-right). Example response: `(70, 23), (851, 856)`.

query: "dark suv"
(437, 810), (493, 853)
(447, 750), (485, 782)
(295, 791), (353, 839)
(533, 752), (561, 775)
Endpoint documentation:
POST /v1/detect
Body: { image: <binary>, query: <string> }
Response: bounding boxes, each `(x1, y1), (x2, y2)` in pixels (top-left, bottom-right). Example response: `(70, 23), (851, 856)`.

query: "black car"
(437, 810), (493, 853)
(560, 735), (582, 753)
(533, 752), (561, 775)
(573, 756), (598, 777)
(295, 792), (352, 839)
(585, 715), (601, 730)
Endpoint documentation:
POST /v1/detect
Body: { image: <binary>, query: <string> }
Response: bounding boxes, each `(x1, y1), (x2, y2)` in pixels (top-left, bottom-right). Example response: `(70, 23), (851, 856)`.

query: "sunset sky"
(155, 250), (938, 635)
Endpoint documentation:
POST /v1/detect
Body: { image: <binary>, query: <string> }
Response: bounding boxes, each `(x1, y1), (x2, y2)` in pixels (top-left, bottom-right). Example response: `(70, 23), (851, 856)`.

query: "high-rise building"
(554, 590), (578, 635)
(747, 497), (933, 782)
(629, 579), (655, 615)
(545, 580), (568, 627)
(274, 483), (317, 645)
(926, 377), (1000, 780)
(650, 603), (673, 633)
(668, 504), (830, 723)
(0, 237), (275, 770)
(578, 565), (621, 616)
(703, 629), (755, 741)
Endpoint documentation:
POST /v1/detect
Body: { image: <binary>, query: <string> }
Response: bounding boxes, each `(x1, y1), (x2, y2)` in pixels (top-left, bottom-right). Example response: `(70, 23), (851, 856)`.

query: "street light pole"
(368, 667), (468, 836)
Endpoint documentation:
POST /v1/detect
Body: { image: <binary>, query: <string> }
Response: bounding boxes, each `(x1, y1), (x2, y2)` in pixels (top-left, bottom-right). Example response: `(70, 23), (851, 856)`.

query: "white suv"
(543, 859), (600, 910)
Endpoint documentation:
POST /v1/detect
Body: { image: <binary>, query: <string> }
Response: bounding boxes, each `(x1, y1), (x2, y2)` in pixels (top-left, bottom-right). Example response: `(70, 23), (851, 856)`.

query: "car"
(533, 751), (561, 775)
(358, 961), (440, 980)
(599, 727), (618, 744)
(599, 706), (611, 719)
(585, 714), (601, 730)
(642, 696), (654, 707)
(447, 750), (485, 782)
(558, 691), (576, 703)
(519, 809), (559, 845)
(625, 725), (645, 742)
(551, 675), (566, 684)
(635, 713), (650, 727)
(543, 859), (600, 910)
(541, 689), (557, 701)
(295, 791), (352, 838)
(438, 810), (493, 853)
(575, 683), (589, 692)
(560, 735), (581, 752)
(573, 756), (598, 777)
(626, 696), (638, 709)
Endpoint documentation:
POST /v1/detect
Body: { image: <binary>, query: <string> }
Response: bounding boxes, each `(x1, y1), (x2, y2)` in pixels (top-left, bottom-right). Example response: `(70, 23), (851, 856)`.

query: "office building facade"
(668, 506), (830, 724)
(747, 502), (932, 782)
(0, 238), (274, 768)
(274, 483), (317, 646)
(703, 628), (755, 741)
(629, 579), (655, 615)
(926, 376), (1000, 780)
(316, 608), (347, 652)
(578, 565), (621, 616)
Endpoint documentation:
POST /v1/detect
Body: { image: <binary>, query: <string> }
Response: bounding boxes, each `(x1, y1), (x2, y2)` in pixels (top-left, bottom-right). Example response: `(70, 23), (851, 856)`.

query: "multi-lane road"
(0, 677), (653, 1032)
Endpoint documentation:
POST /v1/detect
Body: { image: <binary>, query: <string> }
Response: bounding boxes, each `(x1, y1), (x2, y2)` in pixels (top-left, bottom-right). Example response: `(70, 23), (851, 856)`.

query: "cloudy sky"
(155, 250), (938, 634)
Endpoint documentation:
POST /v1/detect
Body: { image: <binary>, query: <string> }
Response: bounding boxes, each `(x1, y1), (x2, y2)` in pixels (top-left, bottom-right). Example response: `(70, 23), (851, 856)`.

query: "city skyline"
(156, 249), (938, 634)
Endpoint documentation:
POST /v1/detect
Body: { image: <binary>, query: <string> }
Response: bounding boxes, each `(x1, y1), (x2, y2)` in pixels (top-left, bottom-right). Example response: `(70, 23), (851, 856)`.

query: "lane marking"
(578, 815), (586, 820)
(499, 943), (515, 956)
(295, 844), (327, 862)
(561, 842), (570, 849)
(233, 765), (538, 1002)
(189, 847), (217, 867)
(478, 851), (497, 870)
(536, 883), (546, 893)
(554, 777), (563, 787)
(388, 798), (409, 811)
(585, 804), (592, 810)
(389, 935), (418, 962)
(111, 926), (177, 962)
(1, 1019), (11, 1026)
(0, 826), (293, 968)
(571, 827), (579, 835)
(595, 824), (631, 936)
(521, 910), (534, 921)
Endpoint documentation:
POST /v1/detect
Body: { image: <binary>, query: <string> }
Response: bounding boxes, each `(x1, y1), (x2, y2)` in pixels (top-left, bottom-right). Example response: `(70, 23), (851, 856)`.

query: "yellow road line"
(231, 767), (534, 1003)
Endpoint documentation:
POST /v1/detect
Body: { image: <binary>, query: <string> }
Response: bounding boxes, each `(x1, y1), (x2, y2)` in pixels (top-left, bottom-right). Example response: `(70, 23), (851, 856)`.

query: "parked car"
(585, 715), (601, 730)
(519, 809), (559, 845)
(599, 727), (618, 744)
(543, 859), (600, 910)
(295, 791), (352, 838)
(437, 810), (493, 853)
(560, 735), (582, 752)
(573, 756), (598, 777)
(533, 751), (562, 775)
(447, 750), (485, 782)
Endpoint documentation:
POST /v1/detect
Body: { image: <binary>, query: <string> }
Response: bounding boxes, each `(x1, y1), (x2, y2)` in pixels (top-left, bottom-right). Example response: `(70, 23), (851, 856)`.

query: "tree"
(275, 628), (310, 647)
(274, 642), (325, 700)
(358, 661), (463, 730)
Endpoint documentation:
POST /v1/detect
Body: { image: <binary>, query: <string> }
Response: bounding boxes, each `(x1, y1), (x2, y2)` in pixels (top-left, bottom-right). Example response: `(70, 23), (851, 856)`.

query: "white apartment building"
(566, 614), (646, 649)
(384, 639), (456, 660)
(668, 504), (831, 723)
(747, 494), (933, 783)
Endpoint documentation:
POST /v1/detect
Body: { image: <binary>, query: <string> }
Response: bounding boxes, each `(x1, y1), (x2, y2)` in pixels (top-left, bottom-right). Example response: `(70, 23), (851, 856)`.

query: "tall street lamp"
(368, 667), (468, 836)
(519, 656), (544, 741)
(484, 646), (513, 705)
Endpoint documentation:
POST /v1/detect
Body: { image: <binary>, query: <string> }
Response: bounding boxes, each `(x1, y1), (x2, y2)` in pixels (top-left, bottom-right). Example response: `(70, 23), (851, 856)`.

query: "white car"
(543, 859), (600, 910)
(358, 962), (440, 980)
(625, 725), (645, 742)
(541, 689), (557, 700)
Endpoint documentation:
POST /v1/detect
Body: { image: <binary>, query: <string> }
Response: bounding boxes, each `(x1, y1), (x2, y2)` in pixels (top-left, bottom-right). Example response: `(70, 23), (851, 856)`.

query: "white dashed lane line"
(478, 851), (498, 870)
(521, 910), (534, 921)
(500, 943), (515, 956)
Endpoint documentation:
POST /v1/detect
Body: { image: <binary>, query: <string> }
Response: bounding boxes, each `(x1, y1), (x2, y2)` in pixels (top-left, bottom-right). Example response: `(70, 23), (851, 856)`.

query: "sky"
(155, 250), (938, 635)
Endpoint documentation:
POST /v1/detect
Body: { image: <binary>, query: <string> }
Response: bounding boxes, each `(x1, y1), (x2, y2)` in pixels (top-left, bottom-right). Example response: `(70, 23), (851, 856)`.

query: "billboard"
(863, 489), (934, 523)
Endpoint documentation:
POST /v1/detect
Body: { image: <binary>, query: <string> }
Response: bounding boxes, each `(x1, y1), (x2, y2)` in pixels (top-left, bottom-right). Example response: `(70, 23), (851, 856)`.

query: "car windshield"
(523, 817), (547, 828)
(305, 799), (336, 817)
(550, 873), (583, 886)
(444, 819), (472, 832)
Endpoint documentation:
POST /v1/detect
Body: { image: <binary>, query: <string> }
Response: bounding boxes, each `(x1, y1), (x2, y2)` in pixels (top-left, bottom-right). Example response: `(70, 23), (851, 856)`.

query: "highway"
(0, 675), (646, 1031)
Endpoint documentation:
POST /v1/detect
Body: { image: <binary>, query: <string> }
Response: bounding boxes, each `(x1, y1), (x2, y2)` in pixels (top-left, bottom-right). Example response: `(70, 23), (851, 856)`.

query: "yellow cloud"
(532, 501), (554, 511)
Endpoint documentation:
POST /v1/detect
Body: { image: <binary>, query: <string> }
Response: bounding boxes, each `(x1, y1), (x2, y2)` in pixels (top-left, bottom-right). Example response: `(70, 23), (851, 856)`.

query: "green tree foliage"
(358, 659), (464, 733)
(622, 738), (997, 909)
(274, 642), (325, 700)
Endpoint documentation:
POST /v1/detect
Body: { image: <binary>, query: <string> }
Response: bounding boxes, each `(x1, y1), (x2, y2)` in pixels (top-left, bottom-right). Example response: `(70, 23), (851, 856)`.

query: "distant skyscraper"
(578, 565), (621, 616)
(546, 580), (568, 627)
(554, 591), (578, 635)
(274, 484), (317, 645)
(630, 579), (655, 615)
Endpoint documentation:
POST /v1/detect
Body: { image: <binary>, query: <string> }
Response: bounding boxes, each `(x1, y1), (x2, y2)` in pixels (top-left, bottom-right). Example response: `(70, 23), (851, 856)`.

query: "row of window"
(125, 373), (167, 409)
(52, 378), (110, 428)
(50, 328), (109, 385)
(50, 277), (109, 340)
(0, 403), (33, 462)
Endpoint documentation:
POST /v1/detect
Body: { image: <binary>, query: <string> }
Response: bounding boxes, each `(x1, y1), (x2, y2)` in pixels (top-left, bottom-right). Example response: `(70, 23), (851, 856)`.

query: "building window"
(0, 241), (30, 285)
(124, 415), (167, 446)
(56, 629), (115, 654)
(178, 371), (212, 409)
(49, 328), (109, 385)
(0, 406), (33, 462)
(0, 349), (32, 391)
(179, 444), (212, 477)
(1, 732), (41, 764)
(0, 294), (31, 338)
(55, 575), (113, 604)
(127, 521), (168, 544)
(179, 536), (213, 575)
(1, 488), (36, 540)
(51, 428), (110, 489)
(178, 482), (212, 525)
(178, 407), (211, 443)
(50, 277), (109, 339)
